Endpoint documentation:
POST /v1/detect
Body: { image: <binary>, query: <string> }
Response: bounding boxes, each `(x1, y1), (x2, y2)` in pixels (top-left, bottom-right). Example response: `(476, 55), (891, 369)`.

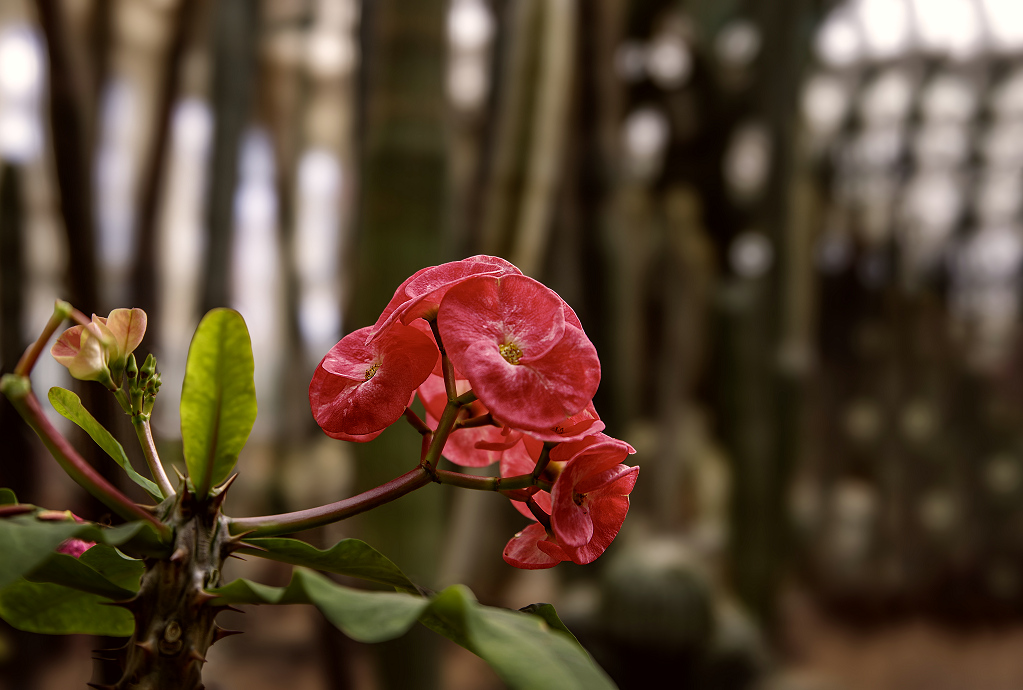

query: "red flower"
(310, 323), (438, 439)
(552, 460), (638, 564)
(437, 274), (600, 432)
(369, 255), (521, 341)
(501, 433), (639, 568)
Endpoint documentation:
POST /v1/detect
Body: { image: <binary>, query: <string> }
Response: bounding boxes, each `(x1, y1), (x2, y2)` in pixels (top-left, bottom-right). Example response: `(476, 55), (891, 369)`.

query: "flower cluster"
(310, 256), (638, 569)
(51, 308), (147, 386)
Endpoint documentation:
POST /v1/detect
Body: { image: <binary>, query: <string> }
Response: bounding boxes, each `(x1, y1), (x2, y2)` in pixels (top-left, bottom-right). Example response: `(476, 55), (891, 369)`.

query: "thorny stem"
(231, 385), (556, 537)
(403, 407), (431, 435)
(14, 300), (72, 377)
(455, 413), (495, 430)
(421, 399), (464, 473)
(432, 469), (551, 493)
(526, 496), (552, 530)
(0, 377), (170, 537)
(531, 443), (554, 480)
(134, 416), (176, 498)
(228, 467), (434, 537)
(430, 318), (459, 402)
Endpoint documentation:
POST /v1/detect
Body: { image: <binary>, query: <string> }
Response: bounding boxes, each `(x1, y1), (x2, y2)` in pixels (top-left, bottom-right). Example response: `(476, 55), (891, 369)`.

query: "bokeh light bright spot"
(0, 26), (42, 101)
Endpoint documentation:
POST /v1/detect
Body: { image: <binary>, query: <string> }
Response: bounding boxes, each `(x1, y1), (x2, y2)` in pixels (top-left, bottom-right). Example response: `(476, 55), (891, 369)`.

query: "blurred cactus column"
(479, 0), (576, 276)
(200, 0), (260, 313)
(352, 0), (447, 688)
(721, 0), (816, 622)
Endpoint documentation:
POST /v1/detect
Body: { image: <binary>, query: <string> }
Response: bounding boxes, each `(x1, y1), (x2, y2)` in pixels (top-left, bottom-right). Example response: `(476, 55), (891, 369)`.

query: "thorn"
(227, 553), (247, 561)
(212, 473), (239, 498)
(209, 473), (239, 513)
(218, 605), (244, 614)
(227, 529), (258, 541)
(170, 546), (189, 563)
(193, 590), (218, 607)
(172, 465), (187, 488)
(186, 647), (207, 664)
(239, 541), (269, 553)
(222, 537), (268, 555)
(134, 640), (156, 657)
(212, 625), (244, 643)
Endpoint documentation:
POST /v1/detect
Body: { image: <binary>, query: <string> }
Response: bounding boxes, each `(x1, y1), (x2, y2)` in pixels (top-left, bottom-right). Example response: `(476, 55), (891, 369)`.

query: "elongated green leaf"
(211, 570), (430, 643)
(180, 308), (257, 497)
(0, 489), (16, 505)
(48, 387), (163, 501)
(211, 571), (615, 689)
(0, 516), (150, 588)
(0, 545), (144, 635)
(240, 537), (419, 593)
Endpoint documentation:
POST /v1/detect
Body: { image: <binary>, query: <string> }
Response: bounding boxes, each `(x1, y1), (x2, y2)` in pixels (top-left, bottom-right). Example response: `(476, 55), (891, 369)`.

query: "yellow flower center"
(499, 342), (523, 365)
(365, 363), (380, 380)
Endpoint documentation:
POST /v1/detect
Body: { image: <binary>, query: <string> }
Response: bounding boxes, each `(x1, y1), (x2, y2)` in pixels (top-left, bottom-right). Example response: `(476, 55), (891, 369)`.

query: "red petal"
(440, 275), (566, 362)
(502, 522), (568, 570)
(562, 466), (638, 564)
(311, 324), (437, 436)
(451, 328), (599, 431)
(522, 401), (604, 443)
(370, 256), (521, 339)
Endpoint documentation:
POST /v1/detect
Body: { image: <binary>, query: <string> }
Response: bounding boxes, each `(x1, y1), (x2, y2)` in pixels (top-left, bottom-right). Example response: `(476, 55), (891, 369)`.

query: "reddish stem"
(228, 467), (433, 537)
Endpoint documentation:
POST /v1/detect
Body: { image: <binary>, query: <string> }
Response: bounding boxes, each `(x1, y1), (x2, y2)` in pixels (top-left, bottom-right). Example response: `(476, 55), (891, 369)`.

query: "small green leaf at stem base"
(180, 308), (257, 499)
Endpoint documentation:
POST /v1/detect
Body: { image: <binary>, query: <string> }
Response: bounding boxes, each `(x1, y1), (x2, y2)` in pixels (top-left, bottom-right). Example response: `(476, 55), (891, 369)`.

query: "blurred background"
(4, 0), (1023, 688)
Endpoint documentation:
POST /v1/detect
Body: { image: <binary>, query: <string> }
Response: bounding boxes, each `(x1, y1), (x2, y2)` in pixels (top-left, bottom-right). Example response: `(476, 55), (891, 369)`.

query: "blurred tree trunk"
(35, 0), (99, 315)
(722, 0), (816, 622)
(200, 0), (260, 313)
(352, 1), (448, 688)
(34, 0), (132, 530)
(132, 0), (198, 350)
(0, 165), (33, 499)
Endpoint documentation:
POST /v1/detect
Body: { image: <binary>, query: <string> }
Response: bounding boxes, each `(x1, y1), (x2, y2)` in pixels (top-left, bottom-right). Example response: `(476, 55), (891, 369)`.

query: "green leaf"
(211, 570), (430, 643)
(0, 488), (16, 505)
(0, 545), (144, 635)
(519, 602), (583, 649)
(0, 516), (150, 588)
(240, 537), (420, 593)
(48, 387), (163, 501)
(180, 308), (257, 497)
(211, 570), (615, 689)
(427, 586), (615, 690)
(27, 545), (142, 600)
